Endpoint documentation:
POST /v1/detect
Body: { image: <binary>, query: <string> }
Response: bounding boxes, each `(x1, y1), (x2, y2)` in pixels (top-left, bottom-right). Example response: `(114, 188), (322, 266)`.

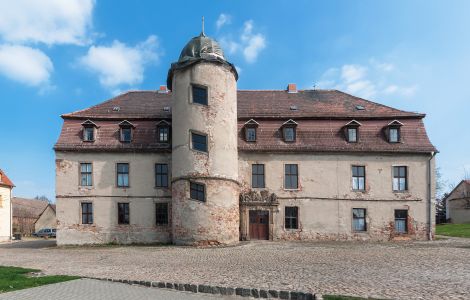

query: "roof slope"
(12, 197), (49, 218)
(62, 90), (424, 120)
(0, 169), (14, 188)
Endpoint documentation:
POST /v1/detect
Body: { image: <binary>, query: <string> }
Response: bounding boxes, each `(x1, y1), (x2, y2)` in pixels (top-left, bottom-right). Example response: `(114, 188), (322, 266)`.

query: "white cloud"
(341, 65), (367, 83)
(80, 35), (160, 89)
(318, 60), (417, 99)
(218, 20), (266, 63)
(0, 44), (53, 86)
(216, 14), (231, 30)
(0, 0), (94, 45)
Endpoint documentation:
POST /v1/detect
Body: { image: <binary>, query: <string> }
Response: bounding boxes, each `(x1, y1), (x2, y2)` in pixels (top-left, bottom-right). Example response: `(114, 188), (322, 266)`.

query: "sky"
(0, 0), (469, 201)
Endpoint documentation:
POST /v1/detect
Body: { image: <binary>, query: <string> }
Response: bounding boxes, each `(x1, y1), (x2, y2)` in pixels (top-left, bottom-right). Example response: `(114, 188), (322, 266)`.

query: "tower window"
(192, 85), (208, 105)
(190, 182), (205, 202)
(191, 132), (208, 152)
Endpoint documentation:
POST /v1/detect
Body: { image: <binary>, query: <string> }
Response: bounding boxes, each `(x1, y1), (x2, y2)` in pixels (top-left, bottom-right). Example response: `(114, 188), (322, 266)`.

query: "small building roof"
(0, 169), (14, 188)
(12, 197), (49, 219)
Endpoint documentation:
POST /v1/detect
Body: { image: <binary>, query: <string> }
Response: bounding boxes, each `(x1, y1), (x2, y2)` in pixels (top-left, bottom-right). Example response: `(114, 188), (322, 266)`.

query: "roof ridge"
(62, 91), (136, 117)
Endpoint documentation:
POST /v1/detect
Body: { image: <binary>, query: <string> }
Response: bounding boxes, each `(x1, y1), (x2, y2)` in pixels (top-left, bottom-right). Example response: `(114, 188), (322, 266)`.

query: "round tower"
(168, 30), (239, 246)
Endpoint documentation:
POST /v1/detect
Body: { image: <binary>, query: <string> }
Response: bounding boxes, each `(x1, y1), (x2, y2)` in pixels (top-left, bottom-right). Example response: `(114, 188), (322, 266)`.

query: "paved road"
(0, 279), (237, 300)
(0, 239), (56, 249)
(1, 238), (469, 299)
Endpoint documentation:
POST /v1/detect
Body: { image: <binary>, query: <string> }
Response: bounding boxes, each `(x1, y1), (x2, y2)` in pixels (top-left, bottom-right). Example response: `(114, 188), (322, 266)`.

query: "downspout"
(428, 151), (437, 241)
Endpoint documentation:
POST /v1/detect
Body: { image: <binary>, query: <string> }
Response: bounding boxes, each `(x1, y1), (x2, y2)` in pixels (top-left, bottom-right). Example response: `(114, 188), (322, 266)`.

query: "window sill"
(82, 140), (95, 143)
(393, 190), (409, 193)
(188, 198), (206, 203)
(284, 228), (299, 231)
(155, 186), (170, 190)
(190, 148), (208, 155)
(283, 189), (300, 191)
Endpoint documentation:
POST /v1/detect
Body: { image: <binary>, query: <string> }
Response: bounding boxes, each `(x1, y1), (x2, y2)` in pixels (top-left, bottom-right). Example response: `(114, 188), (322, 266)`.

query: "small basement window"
(192, 85), (208, 105)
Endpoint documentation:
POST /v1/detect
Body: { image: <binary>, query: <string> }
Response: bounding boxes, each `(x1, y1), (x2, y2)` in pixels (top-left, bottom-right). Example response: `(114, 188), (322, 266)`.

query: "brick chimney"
(158, 85), (169, 94)
(287, 83), (297, 93)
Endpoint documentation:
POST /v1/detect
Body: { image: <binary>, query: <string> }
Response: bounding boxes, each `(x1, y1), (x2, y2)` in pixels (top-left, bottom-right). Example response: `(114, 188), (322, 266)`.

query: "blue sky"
(0, 0), (469, 200)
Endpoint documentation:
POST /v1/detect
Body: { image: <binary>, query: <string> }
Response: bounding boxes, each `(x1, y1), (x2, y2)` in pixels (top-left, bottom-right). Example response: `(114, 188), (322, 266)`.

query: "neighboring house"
(12, 197), (49, 236)
(445, 180), (470, 223)
(55, 30), (437, 246)
(0, 170), (14, 242)
(34, 204), (57, 232)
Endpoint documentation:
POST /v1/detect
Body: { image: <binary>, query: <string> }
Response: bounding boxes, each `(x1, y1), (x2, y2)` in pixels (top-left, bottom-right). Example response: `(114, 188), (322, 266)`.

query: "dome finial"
(201, 16), (205, 37)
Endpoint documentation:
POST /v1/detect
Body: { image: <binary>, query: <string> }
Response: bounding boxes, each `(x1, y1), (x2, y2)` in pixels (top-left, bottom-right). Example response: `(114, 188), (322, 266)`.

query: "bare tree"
(34, 195), (51, 204)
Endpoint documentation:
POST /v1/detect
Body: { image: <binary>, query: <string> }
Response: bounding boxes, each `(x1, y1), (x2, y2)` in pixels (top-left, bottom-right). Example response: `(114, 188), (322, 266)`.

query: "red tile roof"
(0, 169), (14, 188)
(56, 89), (436, 154)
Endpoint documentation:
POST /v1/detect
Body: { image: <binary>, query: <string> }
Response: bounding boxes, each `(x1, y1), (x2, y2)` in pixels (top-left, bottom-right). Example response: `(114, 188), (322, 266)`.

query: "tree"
(34, 195), (51, 204)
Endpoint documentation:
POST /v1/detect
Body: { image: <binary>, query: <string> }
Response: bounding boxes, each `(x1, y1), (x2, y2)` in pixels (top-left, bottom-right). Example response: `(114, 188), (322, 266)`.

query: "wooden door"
(249, 210), (269, 240)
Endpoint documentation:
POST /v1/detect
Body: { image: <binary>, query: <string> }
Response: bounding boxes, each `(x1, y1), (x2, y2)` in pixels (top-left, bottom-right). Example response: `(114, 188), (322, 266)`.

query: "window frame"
(282, 126), (296, 143)
(347, 127), (359, 143)
(392, 166), (408, 192)
(352, 208), (367, 232)
(120, 127), (133, 143)
(83, 126), (95, 142)
(157, 125), (170, 143)
(116, 163), (130, 188)
(284, 164), (299, 190)
(79, 162), (93, 187)
(285, 206), (299, 230)
(117, 202), (130, 225)
(81, 202), (93, 225)
(245, 127), (257, 142)
(394, 209), (408, 233)
(155, 163), (169, 188)
(155, 202), (169, 226)
(191, 84), (209, 106)
(251, 164), (265, 189)
(388, 126), (401, 143)
(190, 131), (208, 153)
(189, 182), (206, 202)
(352, 165), (366, 191)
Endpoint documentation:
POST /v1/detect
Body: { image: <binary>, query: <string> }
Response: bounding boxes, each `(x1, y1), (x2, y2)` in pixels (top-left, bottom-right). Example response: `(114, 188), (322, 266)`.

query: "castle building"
(55, 31), (437, 245)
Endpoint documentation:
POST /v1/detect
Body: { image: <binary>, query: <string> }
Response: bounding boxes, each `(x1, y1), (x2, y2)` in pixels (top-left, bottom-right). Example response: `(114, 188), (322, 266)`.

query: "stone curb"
(84, 276), (319, 299)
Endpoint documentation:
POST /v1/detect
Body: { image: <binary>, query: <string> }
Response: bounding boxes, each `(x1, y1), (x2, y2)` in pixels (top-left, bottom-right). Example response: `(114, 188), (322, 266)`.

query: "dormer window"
(119, 120), (135, 143)
(386, 120), (404, 143)
(281, 119), (298, 142)
(156, 120), (171, 143)
(244, 119), (259, 142)
(344, 120), (362, 143)
(192, 84), (208, 105)
(81, 120), (98, 142)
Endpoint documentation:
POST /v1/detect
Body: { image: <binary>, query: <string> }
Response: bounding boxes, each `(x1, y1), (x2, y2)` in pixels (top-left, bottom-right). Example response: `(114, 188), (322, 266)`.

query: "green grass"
(0, 266), (80, 293)
(436, 223), (470, 238)
(323, 295), (386, 300)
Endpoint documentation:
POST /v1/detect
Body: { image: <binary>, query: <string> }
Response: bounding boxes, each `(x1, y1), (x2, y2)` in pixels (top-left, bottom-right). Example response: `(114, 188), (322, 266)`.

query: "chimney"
(287, 83), (297, 93)
(158, 85), (169, 94)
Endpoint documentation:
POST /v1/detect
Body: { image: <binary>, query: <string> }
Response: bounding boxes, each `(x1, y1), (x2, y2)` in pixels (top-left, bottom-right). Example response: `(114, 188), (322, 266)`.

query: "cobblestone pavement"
(0, 279), (235, 300)
(0, 238), (469, 300)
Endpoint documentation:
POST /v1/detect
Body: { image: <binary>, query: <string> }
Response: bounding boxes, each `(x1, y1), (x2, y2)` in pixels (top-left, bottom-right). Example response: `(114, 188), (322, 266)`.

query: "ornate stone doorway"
(239, 190), (279, 241)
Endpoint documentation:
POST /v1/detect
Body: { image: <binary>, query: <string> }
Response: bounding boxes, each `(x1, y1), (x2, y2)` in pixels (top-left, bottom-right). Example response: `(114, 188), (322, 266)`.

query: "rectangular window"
(245, 127), (256, 142)
(352, 208), (366, 232)
(285, 206), (298, 229)
(191, 132), (207, 152)
(155, 163), (169, 188)
(192, 85), (208, 105)
(117, 163), (129, 187)
(155, 203), (169, 225)
(352, 166), (365, 191)
(80, 163), (93, 186)
(389, 127), (399, 143)
(81, 202), (93, 224)
(394, 209), (408, 233)
(284, 164), (298, 189)
(251, 164), (265, 188)
(348, 127), (358, 143)
(118, 203), (130, 224)
(121, 128), (132, 142)
(393, 166), (408, 191)
(157, 126), (169, 143)
(283, 127), (295, 142)
(190, 182), (205, 202)
(83, 127), (94, 141)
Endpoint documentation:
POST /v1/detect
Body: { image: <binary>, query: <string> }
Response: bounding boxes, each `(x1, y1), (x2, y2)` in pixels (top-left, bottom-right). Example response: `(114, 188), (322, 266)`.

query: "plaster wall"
(0, 186), (12, 241)
(446, 182), (470, 224)
(34, 206), (57, 232)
